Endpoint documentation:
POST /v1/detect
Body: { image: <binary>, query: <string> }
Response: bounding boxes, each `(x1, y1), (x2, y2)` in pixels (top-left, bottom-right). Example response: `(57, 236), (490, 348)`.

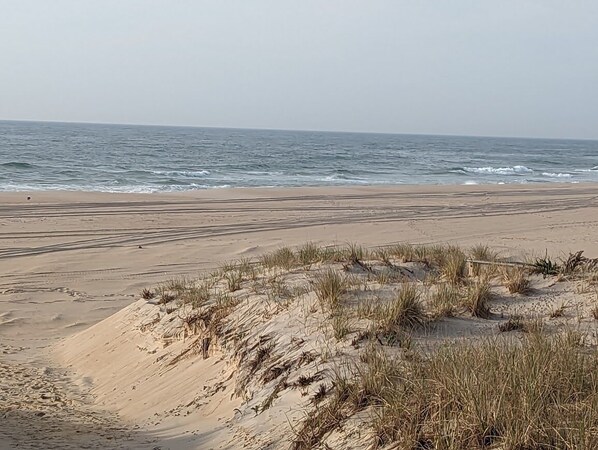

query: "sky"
(1, 1), (597, 139)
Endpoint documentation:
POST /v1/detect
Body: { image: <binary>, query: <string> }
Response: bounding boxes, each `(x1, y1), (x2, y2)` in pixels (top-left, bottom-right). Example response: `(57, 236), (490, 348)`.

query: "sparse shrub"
(560, 250), (598, 275)
(295, 373), (324, 388)
(373, 269), (403, 285)
(236, 257), (257, 280)
(214, 291), (241, 311)
(313, 269), (348, 311)
(265, 278), (296, 307)
(291, 385), (349, 449)
(502, 267), (531, 294)
(463, 279), (491, 318)
(312, 383), (328, 404)
(248, 343), (275, 375)
(220, 261), (237, 273)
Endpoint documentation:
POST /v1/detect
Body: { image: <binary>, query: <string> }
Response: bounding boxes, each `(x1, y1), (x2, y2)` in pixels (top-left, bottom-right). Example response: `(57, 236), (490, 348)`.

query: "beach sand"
(1, 183), (598, 449)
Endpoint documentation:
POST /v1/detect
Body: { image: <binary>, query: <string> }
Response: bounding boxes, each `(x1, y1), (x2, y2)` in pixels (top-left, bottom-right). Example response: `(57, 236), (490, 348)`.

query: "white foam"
(463, 165), (533, 175)
(0, 183), (226, 193)
(541, 172), (572, 178)
(151, 169), (210, 177)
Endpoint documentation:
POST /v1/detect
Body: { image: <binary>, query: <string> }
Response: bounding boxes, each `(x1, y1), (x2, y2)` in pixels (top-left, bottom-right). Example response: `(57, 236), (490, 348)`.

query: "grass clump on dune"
(313, 269), (348, 311)
(430, 282), (461, 317)
(463, 279), (492, 318)
(298, 242), (322, 266)
(375, 283), (424, 332)
(469, 244), (498, 276)
(440, 250), (467, 285)
(295, 333), (598, 449)
(502, 267), (531, 294)
(366, 333), (598, 449)
(261, 246), (298, 271)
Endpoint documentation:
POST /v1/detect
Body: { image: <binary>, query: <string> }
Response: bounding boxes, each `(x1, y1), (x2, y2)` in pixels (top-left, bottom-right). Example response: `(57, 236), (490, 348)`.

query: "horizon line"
(1, 118), (596, 142)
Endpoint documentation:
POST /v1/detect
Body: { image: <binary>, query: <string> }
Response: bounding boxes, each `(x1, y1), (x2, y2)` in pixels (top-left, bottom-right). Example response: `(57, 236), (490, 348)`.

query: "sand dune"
(1, 183), (598, 448)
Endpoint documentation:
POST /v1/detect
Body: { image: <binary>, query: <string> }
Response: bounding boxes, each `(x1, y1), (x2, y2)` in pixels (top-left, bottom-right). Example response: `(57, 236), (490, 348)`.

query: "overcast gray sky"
(1, 1), (597, 139)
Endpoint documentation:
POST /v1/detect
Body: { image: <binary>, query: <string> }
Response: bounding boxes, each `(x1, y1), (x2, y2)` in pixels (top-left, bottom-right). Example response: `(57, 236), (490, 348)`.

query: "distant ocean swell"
(1, 121), (598, 192)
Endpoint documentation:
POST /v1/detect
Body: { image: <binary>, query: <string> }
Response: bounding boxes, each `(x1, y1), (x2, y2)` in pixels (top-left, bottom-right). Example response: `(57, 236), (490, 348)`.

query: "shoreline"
(0, 179), (592, 200)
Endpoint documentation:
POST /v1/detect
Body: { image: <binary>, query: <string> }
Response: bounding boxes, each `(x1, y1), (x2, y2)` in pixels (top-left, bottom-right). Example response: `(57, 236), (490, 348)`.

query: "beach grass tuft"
(502, 267), (531, 294)
(463, 279), (492, 318)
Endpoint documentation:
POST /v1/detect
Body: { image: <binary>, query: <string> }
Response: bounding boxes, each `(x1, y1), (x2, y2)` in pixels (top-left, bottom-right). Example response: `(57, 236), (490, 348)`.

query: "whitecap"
(151, 169), (210, 177)
(541, 172), (572, 178)
(463, 165), (533, 175)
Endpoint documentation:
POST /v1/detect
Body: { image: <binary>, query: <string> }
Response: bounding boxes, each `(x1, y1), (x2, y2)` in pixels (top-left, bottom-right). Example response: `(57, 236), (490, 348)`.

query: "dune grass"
(502, 267), (531, 294)
(463, 279), (492, 318)
(430, 282), (461, 317)
(313, 269), (349, 311)
(374, 283), (424, 332)
(136, 242), (598, 449)
(370, 333), (598, 449)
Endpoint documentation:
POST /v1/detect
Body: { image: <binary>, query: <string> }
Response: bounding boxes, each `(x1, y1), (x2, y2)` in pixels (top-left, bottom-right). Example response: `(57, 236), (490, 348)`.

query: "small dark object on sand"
(138, 245), (143, 249)
(27, 196), (31, 200)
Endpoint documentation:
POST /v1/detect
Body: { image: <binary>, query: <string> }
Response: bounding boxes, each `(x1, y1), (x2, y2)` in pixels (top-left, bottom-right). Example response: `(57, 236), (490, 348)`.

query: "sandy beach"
(2, 183), (598, 449)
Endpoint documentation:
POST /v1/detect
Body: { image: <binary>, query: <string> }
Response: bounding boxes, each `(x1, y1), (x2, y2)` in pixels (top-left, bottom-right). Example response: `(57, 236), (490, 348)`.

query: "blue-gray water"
(1, 120), (598, 193)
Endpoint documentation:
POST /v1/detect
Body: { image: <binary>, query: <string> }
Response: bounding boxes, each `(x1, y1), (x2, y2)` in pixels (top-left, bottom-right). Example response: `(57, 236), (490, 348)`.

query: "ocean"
(1, 120), (597, 193)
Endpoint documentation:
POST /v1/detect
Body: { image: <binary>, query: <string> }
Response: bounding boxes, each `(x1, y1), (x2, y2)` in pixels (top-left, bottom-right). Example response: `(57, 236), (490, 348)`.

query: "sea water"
(1, 120), (597, 192)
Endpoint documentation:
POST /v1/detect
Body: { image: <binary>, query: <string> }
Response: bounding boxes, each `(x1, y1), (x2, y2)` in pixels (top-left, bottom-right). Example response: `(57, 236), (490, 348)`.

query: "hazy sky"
(1, 1), (597, 139)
